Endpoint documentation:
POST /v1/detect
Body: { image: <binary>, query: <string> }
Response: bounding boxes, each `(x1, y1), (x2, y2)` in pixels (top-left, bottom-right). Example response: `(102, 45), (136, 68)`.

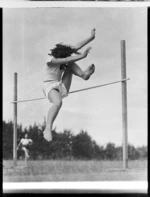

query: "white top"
(21, 138), (32, 146)
(43, 55), (64, 82)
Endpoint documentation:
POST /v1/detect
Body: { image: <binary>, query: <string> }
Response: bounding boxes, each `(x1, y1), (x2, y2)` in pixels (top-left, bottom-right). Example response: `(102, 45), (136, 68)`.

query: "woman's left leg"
(62, 69), (73, 93)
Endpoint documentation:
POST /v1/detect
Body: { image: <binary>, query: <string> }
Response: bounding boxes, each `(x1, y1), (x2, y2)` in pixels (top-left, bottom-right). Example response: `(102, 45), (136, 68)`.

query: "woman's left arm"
(73, 28), (96, 51)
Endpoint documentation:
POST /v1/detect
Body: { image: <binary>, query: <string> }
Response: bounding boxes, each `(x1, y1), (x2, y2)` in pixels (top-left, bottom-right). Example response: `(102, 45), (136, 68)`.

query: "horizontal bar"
(69, 78), (130, 94)
(11, 78), (130, 104)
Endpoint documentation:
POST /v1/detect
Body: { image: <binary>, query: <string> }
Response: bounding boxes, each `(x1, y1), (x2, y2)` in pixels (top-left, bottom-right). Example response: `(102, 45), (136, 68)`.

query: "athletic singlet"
(43, 55), (64, 82)
(20, 138), (32, 146)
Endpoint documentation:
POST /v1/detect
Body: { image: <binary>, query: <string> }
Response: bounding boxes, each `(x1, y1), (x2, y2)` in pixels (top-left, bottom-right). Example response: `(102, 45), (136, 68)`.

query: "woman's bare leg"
(22, 147), (29, 158)
(44, 63), (95, 142)
(69, 62), (95, 80)
(62, 62), (95, 93)
(44, 89), (62, 142)
(62, 69), (73, 93)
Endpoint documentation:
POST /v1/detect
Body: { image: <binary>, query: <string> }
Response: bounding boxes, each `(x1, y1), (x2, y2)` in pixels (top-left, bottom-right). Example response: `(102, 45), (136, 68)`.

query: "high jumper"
(42, 28), (96, 142)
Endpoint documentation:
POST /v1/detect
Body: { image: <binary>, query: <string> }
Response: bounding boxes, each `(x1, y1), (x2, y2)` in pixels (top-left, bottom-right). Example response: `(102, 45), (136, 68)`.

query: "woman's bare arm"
(49, 47), (92, 65)
(73, 28), (96, 51)
(17, 141), (22, 150)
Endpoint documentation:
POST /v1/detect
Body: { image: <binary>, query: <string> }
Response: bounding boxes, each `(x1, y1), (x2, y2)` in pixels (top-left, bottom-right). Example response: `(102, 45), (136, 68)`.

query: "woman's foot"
(43, 129), (52, 142)
(82, 64), (95, 80)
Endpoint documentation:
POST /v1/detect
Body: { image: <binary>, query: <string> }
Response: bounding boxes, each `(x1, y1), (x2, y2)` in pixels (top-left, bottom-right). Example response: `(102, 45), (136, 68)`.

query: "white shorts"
(43, 80), (68, 100)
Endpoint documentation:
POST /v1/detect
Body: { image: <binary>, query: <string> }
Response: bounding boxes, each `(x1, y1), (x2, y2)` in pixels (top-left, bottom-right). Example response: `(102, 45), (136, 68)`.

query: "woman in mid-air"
(43, 28), (96, 142)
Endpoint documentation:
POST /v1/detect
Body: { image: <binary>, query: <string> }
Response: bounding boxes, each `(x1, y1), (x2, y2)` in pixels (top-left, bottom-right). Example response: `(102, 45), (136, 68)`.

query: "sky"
(3, 7), (147, 147)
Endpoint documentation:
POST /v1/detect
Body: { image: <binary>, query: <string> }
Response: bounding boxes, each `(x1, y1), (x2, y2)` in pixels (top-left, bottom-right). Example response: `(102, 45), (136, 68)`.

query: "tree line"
(3, 120), (147, 160)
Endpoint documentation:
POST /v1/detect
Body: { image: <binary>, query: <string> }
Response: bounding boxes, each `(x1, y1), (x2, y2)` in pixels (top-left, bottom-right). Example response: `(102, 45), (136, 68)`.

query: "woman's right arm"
(17, 141), (22, 150)
(49, 47), (92, 65)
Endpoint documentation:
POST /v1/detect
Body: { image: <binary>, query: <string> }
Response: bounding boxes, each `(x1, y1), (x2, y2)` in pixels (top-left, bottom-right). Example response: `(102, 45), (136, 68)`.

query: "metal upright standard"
(13, 73), (18, 167)
(121, 40), (128, 170)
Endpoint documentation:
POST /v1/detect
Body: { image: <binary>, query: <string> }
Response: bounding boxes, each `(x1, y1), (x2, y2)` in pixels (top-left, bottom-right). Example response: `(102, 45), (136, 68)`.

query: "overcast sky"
(3, 7), (147, 147)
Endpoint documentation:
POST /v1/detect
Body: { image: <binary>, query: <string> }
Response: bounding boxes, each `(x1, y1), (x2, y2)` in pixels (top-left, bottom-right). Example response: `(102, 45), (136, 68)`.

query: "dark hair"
(49, 43), (80, 59)
(49, 43), (80, 70)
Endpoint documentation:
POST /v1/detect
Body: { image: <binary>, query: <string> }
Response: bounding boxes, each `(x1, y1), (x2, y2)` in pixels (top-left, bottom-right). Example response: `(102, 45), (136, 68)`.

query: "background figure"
(17, 133), (33, 163)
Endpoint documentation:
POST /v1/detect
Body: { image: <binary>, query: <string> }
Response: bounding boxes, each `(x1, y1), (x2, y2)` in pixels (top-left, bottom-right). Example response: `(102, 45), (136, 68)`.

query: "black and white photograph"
(2, 6), (148, 193)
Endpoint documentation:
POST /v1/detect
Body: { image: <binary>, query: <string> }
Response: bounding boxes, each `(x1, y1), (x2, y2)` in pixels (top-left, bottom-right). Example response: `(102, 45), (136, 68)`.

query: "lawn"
(3, 159), (147, 182)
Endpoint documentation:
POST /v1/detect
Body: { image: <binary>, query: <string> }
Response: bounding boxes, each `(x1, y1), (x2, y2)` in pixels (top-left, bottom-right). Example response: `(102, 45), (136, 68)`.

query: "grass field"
(3, 159), (147, 182)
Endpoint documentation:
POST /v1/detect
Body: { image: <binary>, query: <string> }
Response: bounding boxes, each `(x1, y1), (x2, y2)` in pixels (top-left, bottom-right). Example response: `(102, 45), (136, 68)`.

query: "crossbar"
(11, 78), (130, 104)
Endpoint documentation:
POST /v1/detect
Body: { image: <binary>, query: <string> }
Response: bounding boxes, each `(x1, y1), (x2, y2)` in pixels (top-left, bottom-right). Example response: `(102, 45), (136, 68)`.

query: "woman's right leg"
(62, 62), (95, 97)
(22, 147), (29, 158)
(70, 62), (95, 80)
(44, 89), (62, 142)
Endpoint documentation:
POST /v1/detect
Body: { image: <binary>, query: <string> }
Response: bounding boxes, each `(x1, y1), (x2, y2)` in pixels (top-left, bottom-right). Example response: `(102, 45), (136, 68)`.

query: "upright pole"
(13, 73), (17, 167)
(121, 40), (128, 170)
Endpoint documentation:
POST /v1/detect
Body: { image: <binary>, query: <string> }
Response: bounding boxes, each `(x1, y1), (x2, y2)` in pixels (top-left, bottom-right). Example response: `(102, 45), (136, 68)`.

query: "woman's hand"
(91, 28), (96, 40)
(82, 46), (92, 58)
